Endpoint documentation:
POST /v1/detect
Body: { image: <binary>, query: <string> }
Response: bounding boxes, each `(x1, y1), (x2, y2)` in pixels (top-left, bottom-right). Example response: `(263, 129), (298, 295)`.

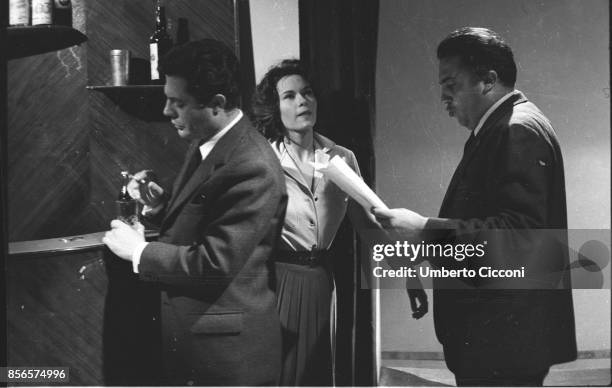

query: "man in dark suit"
(373, 27), (576, 386)
(103, 39), (287, 386)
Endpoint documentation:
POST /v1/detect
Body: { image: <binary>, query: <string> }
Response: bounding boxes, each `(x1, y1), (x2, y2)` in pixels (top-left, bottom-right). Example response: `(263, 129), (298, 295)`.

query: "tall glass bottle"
(149, 2), (172, 83)
(117, 171), (138, 225)
(176, 18), (190, 46)
(53, 0), (72, 27)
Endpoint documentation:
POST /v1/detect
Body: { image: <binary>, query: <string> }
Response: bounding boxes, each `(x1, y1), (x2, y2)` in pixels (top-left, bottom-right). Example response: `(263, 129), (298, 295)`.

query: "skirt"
(275, 261), (334, 386)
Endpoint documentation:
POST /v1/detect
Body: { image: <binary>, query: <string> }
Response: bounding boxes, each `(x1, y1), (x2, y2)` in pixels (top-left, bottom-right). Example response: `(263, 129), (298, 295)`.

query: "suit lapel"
(162, 118), (248, 226)
(166, 140), (201, 212)
(439, 91), (526, 215)
(439, 137), (479, 215)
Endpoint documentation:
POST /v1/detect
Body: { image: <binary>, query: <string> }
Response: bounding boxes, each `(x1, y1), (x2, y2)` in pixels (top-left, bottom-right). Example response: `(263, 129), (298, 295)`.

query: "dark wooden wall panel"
(7, 0), (89, 241)
(7, 248), (164, 386)
(7, 0), (239, 238)
(7, 252), (107, 385)
(6, 0), (238, 239)
(7, 0), (240, 384)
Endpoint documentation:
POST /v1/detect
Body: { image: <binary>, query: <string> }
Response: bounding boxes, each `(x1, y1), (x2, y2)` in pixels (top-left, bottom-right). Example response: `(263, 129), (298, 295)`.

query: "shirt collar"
(473, 91), (515, 136)
(275, 131), (334, 159)
(199, 110), (243, 160)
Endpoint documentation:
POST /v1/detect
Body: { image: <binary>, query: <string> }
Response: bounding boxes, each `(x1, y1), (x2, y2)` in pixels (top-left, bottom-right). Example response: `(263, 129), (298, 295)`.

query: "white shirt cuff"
(131, 241), (149, 273)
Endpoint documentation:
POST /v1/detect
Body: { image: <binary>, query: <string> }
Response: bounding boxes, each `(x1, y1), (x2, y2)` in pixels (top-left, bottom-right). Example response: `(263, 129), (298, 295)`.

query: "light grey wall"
(249, 0), (300, 83)
(376, 0), (610, 353)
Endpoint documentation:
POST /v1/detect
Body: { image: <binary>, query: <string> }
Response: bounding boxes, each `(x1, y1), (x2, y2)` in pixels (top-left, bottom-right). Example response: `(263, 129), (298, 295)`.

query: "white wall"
(376, 0), (610, 354)
(249, 0), (300, 83)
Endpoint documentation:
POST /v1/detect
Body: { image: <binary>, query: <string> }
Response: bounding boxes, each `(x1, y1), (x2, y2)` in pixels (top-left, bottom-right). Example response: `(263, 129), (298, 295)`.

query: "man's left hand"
(102, 220), (145, 261)
(406, 275), (428, 319)
(408, 288), (428, 319)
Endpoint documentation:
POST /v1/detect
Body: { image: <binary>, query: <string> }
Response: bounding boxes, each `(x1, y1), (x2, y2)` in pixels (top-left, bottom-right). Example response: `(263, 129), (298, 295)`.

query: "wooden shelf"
(8, 25), (88, 59)
(86, 85), (163, 91)
(87, 85), (167, 122)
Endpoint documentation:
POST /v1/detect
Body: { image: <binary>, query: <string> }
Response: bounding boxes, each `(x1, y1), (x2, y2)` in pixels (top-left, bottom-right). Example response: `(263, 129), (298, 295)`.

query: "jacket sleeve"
(138, 158), (285, 286)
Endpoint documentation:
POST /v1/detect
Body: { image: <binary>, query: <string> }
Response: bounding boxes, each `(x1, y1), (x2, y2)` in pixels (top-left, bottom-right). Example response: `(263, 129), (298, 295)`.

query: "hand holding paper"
(313, 152), (388, 211)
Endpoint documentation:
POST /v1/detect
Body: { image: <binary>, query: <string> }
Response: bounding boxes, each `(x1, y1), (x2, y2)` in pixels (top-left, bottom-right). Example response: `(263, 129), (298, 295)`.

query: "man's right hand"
(127, 170), (165, 208)
(371, 207), (428, 240)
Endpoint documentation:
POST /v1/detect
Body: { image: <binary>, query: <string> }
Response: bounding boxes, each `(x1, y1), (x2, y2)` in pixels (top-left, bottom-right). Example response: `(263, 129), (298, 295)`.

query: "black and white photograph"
(2, 0), (610, 386)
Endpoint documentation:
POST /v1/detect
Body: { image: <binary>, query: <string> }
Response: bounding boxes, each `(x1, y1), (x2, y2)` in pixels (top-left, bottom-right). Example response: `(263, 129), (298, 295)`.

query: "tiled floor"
(381, 358), (611, 386)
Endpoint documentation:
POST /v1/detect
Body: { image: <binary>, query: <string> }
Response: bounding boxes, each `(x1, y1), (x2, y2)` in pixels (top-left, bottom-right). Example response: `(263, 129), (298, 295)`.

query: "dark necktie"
(178, 144), (202, 193)
(184, 146), (202, 181)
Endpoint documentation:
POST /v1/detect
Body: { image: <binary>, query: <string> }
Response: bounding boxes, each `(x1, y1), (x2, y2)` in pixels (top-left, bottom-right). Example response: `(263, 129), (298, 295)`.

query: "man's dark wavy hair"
(437, 27), (517, 87)
(160, 39), (241, 109)
(251, 59), (313, 142)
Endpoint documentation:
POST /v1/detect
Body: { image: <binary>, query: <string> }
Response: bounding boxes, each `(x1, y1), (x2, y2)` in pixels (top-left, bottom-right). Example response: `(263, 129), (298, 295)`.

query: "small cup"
(110, 49), (130, 86)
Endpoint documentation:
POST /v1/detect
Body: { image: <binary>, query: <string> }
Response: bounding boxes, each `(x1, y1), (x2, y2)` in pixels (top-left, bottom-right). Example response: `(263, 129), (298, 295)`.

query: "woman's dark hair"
(251, 59), (313, 141)
(437, 27), (517, 87)
(160, 39), (241, 109)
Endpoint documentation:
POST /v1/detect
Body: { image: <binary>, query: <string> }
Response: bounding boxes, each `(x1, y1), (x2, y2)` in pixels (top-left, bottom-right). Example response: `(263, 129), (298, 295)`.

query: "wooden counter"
(7, 231), (160, 385)
(9, 230), (158, 257)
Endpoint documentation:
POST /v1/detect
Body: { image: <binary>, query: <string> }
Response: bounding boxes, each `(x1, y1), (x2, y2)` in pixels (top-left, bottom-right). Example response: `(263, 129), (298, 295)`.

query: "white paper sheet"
(316, 154), (388, 210)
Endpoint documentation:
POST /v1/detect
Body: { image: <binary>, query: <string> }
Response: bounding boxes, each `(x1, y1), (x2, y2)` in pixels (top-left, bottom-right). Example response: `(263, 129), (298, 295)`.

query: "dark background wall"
(6, 1), (242, 385)
(7, 0), (89, 241)
(298, 1), (379, 384)
(375, 0), (610, 355)
(7, 0), (239, 241)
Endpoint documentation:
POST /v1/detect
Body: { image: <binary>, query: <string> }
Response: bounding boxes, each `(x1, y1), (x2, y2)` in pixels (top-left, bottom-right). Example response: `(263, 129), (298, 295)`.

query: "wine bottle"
(176, 18), (190, 46)
(53, 0), (72, 27)
(31, 0), (53, 26)
(9, 0), (30, 26)
(149, 2), (172, 83)
(117, 171), (138, 225)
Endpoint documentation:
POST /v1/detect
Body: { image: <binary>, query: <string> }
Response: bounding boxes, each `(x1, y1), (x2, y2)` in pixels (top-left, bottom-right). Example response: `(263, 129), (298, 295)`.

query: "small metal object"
(60, 236), (84, 243)
(110, 50), (130, 86)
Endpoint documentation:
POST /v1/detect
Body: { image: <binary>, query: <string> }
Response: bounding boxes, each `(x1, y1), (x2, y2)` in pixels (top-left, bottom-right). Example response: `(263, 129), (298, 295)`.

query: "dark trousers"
(455, 369), (549, 387)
